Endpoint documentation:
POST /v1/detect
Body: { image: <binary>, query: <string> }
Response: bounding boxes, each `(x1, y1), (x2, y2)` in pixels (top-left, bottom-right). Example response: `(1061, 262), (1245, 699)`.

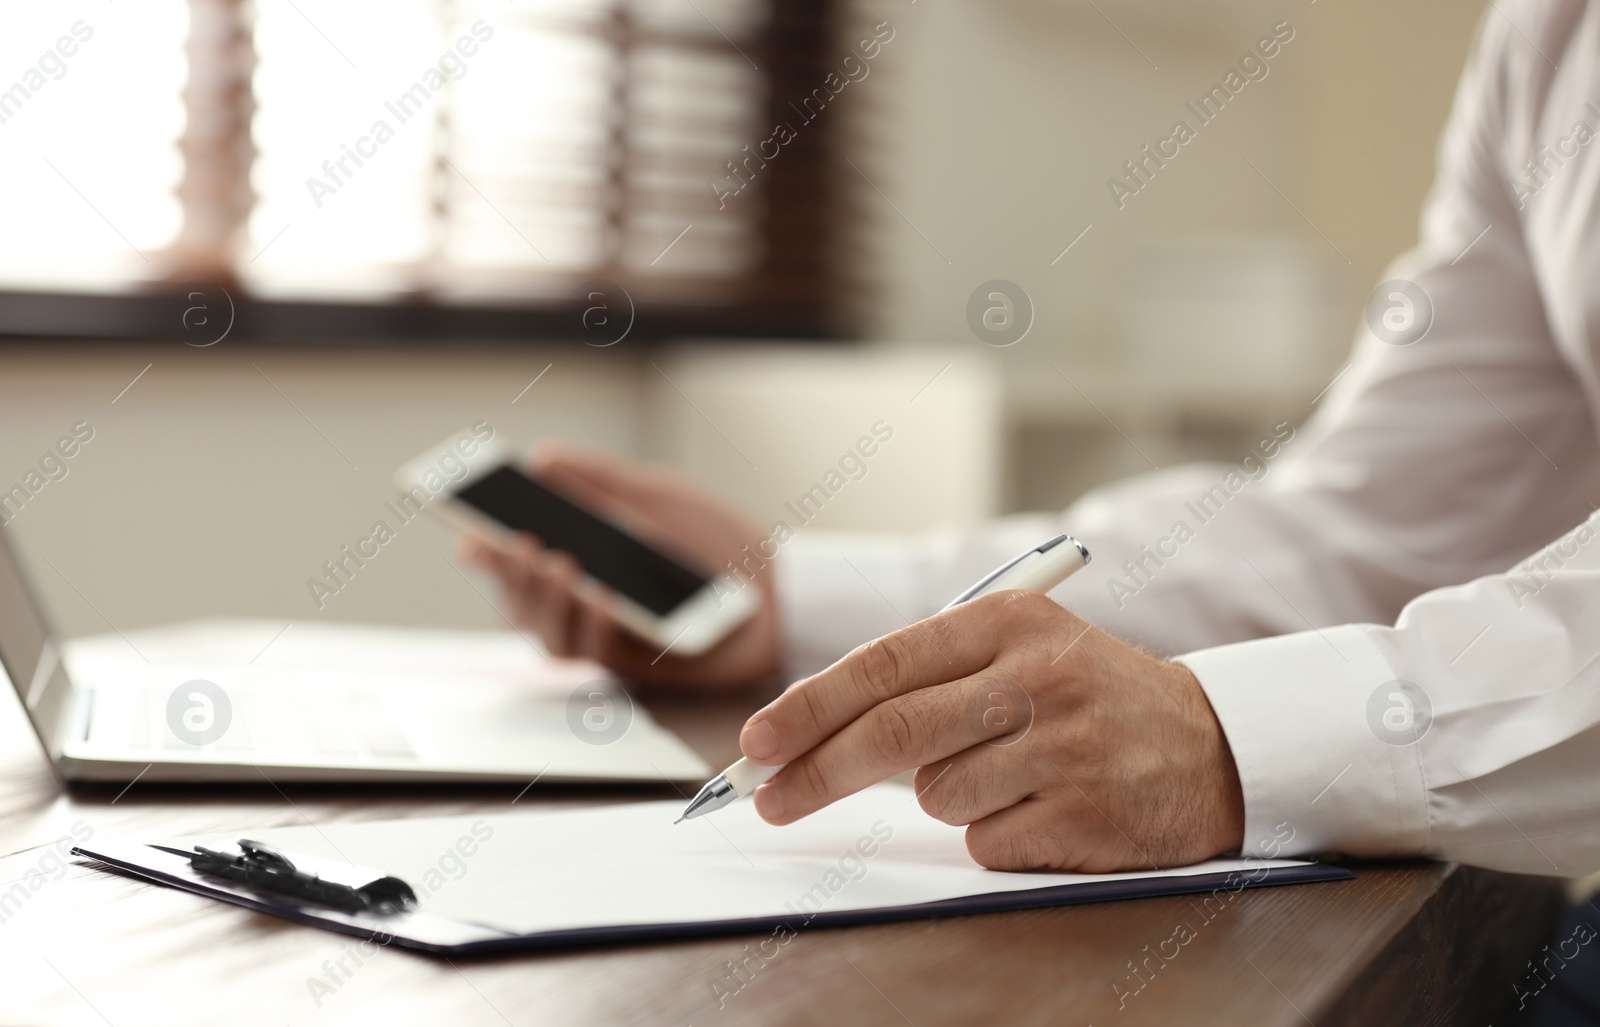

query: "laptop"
(0, 525), (710, 785)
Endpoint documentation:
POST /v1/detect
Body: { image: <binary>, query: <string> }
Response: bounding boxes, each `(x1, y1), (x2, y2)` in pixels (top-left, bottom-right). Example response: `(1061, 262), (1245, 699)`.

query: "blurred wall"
(0, 0), (1488, 635)
(847, 0), (1485, 506)
(854, 0), (1486, 344)
(0, 346), (642, 634)
(0, 343), (1002, 635)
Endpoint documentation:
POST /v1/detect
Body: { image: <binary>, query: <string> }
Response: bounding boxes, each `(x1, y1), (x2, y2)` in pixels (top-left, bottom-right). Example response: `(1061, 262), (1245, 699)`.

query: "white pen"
(675, 533), (1092, 823)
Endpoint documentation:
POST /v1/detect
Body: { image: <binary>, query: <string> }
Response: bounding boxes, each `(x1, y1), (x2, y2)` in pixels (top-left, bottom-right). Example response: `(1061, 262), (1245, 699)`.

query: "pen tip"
(673, 816), (686, 824)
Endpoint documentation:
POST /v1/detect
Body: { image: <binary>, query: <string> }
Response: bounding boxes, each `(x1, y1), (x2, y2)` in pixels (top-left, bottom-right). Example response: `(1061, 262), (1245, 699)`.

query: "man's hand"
(461, 445), (781, 692)
(737, 591), (1245, 872)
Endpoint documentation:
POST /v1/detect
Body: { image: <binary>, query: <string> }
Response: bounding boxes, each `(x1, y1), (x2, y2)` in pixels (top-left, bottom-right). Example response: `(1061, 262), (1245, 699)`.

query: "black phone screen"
(455, 465), (710, 616)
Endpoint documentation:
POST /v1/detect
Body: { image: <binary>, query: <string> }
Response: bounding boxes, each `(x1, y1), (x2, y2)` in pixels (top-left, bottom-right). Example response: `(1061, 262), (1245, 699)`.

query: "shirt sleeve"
(781, 3), (1596, 673)
(776, 6), (1600, 876)
(1177, 3), (1600, 875)
(1183, 506), (1600, 875)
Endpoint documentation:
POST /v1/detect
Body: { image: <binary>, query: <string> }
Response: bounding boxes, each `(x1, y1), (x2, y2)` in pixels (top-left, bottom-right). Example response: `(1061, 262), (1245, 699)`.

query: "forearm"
(774, 454), (1508, 679)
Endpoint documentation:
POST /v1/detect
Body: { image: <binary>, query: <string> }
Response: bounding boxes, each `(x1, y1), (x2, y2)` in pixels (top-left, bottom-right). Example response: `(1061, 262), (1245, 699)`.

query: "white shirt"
(778, 0), (1600, 876)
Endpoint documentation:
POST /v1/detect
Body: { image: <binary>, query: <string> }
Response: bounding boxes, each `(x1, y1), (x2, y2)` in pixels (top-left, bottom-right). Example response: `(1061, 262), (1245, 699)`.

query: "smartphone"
(398, 431), (759, 657)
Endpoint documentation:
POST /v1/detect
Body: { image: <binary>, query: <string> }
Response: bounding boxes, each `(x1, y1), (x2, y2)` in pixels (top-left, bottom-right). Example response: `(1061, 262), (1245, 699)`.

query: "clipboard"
(73, 784), (1354, 956)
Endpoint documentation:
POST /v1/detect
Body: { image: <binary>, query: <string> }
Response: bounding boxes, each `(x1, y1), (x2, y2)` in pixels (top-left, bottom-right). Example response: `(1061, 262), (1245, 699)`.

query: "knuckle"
(915, 791), (949, 824)
(1057, 721), (1110, 773)
(854, 636), (909, 701)
(917, 767), (976, 826)
(790, 681), (830, 736)
(965, 820), (1062, 872)
(920, 609), (957, 652)
(866, 702), (921, 764)
(972, 676), (1029, 736)
(787, 755), (833, 805)
(964, 823), (1022, 870)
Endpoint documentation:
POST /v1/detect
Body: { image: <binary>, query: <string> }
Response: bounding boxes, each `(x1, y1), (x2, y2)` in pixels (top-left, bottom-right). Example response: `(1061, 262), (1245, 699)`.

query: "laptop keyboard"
(86, 681), (418, 760)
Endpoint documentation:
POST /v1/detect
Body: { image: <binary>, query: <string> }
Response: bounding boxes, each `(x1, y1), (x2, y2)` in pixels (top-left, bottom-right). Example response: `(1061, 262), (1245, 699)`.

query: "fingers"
(459, 533), (517, 581)
(528, 545), (583, 657)
(962, 797), (1074, 872)
(568, 591), (660, 672)
(460, 533), (588, 658)
(566, 590), (737, 688)
(751, 674), (1022, 824)
(962, 774), (1172, 873)
(741, 594), (1038, 766)
(461, 526), (770, 692)
(911, 744), (1040, 827)
(464, 529), (740, 684)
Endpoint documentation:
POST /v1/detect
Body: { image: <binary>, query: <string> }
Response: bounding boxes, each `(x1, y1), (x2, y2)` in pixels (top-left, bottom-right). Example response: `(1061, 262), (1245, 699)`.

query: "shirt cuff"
(774, 531), (928, 680)
(1178, 624), (1430, 860)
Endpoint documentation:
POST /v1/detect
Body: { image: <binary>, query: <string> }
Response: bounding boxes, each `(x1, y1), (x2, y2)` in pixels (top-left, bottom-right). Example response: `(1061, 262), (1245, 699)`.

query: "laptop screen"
(0, 524), (73, 761)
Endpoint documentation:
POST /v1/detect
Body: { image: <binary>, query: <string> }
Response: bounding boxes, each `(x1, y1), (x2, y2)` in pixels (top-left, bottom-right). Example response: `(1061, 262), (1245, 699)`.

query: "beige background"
(0, 0), (1488, 636)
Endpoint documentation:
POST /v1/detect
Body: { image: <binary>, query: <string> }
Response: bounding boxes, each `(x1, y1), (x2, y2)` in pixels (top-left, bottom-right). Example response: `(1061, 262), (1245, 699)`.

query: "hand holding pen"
(679, 534), (1090, 822)
(676, 532), (1247, 875)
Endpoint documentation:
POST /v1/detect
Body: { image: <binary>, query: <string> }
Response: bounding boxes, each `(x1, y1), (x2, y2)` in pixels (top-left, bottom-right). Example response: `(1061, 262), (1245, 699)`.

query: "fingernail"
(754, 782), (785, 821)
(741, 717), (778, 760)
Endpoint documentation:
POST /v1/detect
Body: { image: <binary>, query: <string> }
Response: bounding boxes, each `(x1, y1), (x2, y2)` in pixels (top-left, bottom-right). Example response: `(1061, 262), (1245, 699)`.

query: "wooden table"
(0, 688), (1566, 1027)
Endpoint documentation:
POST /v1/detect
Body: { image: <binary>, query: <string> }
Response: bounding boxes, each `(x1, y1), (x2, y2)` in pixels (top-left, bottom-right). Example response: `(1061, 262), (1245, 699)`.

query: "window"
(0, 0), (844, 340)
(0, 4), (188, 290)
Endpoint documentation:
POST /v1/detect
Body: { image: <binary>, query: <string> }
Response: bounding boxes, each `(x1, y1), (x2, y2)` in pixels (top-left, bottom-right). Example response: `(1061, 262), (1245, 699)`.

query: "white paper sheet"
(178, 782), (1315, 935)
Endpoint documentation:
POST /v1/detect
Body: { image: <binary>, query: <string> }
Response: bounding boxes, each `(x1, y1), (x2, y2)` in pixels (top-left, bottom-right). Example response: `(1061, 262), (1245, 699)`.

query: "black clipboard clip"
(155, 839), (418, 916)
